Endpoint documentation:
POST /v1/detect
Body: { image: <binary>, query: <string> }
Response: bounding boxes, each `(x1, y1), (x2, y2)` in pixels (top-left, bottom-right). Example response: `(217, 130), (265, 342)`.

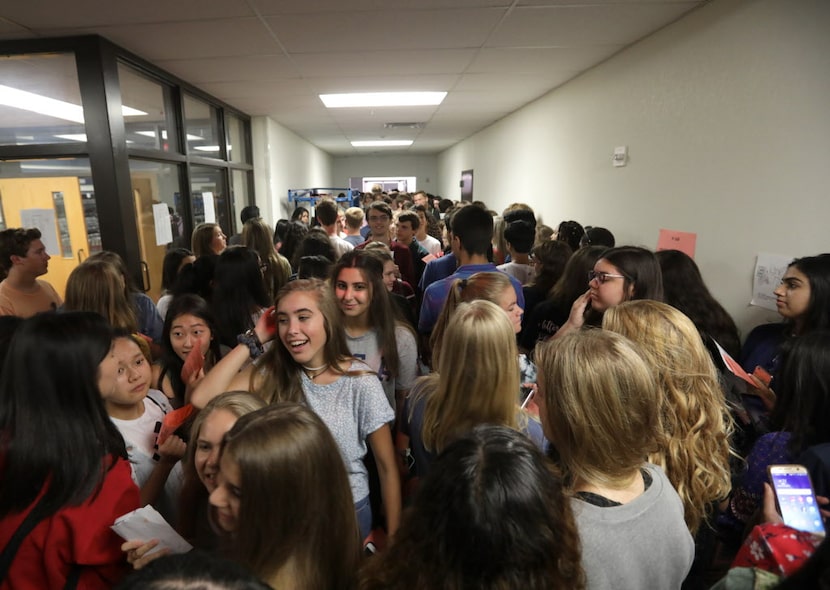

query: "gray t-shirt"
(345, 324), (419, 412)
(572, 463), (694, 590)
(301, 361), (394, 502)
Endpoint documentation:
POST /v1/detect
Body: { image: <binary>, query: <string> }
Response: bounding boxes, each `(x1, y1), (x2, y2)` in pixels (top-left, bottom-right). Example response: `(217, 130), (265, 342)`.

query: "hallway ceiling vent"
(383, 122), (425, 129)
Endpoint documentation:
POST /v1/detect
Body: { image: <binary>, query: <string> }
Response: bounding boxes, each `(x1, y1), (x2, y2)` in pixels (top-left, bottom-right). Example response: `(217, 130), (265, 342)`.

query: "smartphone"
(768, 464), (825, 536)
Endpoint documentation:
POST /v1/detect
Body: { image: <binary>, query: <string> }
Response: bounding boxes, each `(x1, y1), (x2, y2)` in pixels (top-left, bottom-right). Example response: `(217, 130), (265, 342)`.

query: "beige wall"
(437, 0), (830, 335)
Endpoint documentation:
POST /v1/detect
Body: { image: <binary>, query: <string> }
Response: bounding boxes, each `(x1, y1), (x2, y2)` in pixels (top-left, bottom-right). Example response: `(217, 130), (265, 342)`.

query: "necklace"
(301, 363), (329, 380)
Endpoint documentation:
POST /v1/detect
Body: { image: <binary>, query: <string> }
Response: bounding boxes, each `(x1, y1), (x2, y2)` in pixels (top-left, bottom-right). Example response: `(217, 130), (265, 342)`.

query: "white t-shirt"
(417, 234), (442, 256)
(110, 389), (184, 523)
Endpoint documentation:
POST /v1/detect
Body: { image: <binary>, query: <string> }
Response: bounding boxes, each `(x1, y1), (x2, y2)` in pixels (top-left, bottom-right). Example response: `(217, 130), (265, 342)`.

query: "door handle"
(140, 261), (151, 292)
(77, 248), (86, 263)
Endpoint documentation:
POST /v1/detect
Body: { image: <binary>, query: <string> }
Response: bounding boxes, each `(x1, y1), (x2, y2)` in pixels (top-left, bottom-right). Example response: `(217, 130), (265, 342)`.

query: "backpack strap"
(0, 494), (51, 579)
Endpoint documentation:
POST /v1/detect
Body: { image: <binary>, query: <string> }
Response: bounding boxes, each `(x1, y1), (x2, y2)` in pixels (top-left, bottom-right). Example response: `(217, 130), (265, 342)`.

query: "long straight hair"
(64, 259), (139, 332)
(0, 312), (127, 517)
(417, 300), (520, 453)
(221, 404), (360, 589)
(331, 249), (405, 378)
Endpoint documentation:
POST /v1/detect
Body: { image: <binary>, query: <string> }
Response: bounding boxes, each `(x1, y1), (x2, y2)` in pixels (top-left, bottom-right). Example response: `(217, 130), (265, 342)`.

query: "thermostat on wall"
(613, 145), (628, 167)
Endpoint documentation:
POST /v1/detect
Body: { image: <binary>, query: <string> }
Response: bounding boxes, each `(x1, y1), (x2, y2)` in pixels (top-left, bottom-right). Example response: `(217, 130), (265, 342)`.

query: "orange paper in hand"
(158, 404), (195, 446)
(180, 342), (204, 384)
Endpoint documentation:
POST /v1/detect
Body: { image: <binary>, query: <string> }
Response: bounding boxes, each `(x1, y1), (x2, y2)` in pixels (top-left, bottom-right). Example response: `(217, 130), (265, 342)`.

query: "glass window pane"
(119, 64), (176, 152)
(226, 114), (249, 163)
(0, 157), (97, 298)
(183, 94), (221, 158)
(0, 53), (86, 146)
(190, 165), (229, 236)
(230, 169), (252, 236)
(129, 160), (184, 301)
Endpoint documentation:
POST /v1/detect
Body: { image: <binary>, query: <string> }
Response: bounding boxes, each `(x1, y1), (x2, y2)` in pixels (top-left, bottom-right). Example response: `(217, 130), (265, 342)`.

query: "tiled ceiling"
(0, 0), (706, 156)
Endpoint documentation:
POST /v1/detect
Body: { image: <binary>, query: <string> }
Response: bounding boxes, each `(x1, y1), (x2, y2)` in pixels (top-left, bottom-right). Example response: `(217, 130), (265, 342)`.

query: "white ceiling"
(0, 0), (706, 156)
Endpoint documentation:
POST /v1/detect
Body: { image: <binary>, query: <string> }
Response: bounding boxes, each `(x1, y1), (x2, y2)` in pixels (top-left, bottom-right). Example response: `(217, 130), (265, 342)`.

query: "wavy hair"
(252, 279), (355, 404)
(360, 425), (584, 590)
(416, 300), (520, 453)
(535, 329), (661, 489)
(602, 300), (734, 534)
(220, 403), (360, 589)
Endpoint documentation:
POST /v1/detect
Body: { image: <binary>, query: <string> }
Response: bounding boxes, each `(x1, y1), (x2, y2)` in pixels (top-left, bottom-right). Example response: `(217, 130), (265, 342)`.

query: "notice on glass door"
(20, 208), (59, 256)
(202, 192), (216, 223)
(152, 203), (173, 246)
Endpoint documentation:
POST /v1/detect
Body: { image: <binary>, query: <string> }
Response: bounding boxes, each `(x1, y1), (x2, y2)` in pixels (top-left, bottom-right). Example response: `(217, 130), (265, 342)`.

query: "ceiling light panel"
(321, 92), (447, 108)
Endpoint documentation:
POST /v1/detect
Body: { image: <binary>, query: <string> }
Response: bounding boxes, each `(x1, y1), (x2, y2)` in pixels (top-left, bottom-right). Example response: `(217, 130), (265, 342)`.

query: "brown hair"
(64, 259), (138, 332)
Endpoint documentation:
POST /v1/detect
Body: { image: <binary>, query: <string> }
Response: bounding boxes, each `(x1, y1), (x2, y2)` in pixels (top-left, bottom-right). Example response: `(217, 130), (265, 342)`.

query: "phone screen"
(771, 469), (825, 535)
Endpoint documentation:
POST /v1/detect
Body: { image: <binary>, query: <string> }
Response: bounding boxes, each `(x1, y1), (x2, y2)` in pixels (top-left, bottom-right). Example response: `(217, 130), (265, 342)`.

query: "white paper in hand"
(112, 505), (193, 555)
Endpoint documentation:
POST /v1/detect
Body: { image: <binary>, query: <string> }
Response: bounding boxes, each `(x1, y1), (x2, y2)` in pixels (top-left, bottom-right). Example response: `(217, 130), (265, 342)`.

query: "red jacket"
(0, 457), (140, 590)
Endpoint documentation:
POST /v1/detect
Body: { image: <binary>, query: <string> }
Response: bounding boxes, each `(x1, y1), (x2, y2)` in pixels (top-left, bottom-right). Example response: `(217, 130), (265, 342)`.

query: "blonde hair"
(430, 271), (513, 367)
(416, 300), (520, 453)
(602, 300), (734, 534)
(64, 259), (138, 332)
(536, 330), (661, 489)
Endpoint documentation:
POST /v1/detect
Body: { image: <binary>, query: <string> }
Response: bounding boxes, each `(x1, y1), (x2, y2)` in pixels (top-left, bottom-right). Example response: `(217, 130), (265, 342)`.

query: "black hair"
(273, 219), (291, 247)
(116, 551), (271, 590)
(160, 294), (223, 406)
(769, 331), (830, 455)
(0, 227), (42, 275)
(290, 206), (310, 224)
(0, 315), (24, 372)
(580, 227), (616, 248)
(504, 220), (535, 254)
(294, 229), (336, 270)
(528, 240), (573, 296)
(503, 208), (537, 229)
(240, 205), (260, 225)
(172, 254), (216, 302)
(601, 246), (664, 302)
(211, 247), (271, 348)
(790, 254), (830, 333)
(297, 255), (333, 280)
(656, 249), (741, 358)
(556, 221), (585, 252)
(280, 222), (310, 271)
(0, 312), (126, 517)
(161, 248), (195, 293)
(451, 205), (494, 257)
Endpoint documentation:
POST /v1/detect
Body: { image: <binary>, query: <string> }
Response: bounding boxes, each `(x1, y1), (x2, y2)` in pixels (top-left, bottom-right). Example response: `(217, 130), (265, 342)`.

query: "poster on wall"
(202, 192), (216, 223)
(152, 203), (173, 246)
(20, 208), (59, 256)
(751, 253), (793, 312)
(656, 229), (697, 259)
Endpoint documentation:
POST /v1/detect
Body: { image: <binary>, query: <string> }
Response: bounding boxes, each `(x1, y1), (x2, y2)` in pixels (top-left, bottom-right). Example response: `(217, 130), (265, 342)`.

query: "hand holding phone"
(768, 464), (825, 536)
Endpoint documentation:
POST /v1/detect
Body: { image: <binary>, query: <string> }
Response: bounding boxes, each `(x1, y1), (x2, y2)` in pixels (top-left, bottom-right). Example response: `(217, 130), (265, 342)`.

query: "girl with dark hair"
(521, 239), (573, 329)
(741, 253), (830, 381)
(656, 249), (741, 359)
(0, 312), (140, 589)
(191, 279), (400, 540)
(209, 404), (361, 589)
(555, 220), (585, 251)
(332, 250), (418, 417)
(156, 248), (195, 321)
(290, 206), (310, 226)
(211, 247), (271, 349)
(279, 221), (309, 272)
(362, 424), (584, 590)
(720, 331), (830, 543)
(273, 218), (291, 251)
(554, 245), (663, 339)
(154, 294), (224, 407)
(520, 245), (606, 352)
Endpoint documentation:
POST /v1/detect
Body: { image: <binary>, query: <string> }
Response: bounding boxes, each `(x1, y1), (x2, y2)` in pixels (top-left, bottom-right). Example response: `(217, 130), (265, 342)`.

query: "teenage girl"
(332, 249), (418, 417)
(191, 279), (401, 540)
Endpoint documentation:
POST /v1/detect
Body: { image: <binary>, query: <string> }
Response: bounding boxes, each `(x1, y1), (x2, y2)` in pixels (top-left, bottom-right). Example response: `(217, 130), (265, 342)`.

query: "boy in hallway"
(0, 228), (62, 317)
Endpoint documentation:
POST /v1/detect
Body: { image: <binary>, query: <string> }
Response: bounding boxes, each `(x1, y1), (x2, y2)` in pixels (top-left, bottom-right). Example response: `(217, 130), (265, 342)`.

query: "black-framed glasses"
(588, 270), (627, 284)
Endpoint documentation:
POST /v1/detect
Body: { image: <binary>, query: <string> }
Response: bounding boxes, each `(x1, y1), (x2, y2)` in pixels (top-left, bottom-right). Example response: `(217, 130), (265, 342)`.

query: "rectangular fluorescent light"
(193, 145), (221, 152)
(351, 140), (413, 148)
(321, 92), (446, 108)
(0, 84), (147, 123)
(54, 134), (88, 142)
(136, 130), (205, 141)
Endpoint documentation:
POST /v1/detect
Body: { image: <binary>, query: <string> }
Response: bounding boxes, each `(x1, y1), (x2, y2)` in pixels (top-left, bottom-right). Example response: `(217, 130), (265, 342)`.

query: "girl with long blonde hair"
(602, 300), (733, 536)
(401, 300), (541, 478)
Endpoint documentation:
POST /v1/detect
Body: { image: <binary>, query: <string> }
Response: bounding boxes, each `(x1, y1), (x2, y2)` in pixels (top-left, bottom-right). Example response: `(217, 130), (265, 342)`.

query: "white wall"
(438, 0), (830, 336)
(331, 154), (439, 195)
(251, 116), (333, 223)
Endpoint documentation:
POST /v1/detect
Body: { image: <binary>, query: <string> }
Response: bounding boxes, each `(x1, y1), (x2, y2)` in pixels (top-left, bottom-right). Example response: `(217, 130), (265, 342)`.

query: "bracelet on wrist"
(237, 328), (265, 359)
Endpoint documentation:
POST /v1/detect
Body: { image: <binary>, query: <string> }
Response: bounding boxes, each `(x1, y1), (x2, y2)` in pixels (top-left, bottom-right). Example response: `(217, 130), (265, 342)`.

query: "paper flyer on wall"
(152, 203), (173, 246)
(20, 208), (59, 255)
(751, 253), (793, 311)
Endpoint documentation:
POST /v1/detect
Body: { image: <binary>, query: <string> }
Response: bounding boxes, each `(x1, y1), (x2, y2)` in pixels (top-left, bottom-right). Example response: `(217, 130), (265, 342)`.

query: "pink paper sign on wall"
(657, 229), (697, 259)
